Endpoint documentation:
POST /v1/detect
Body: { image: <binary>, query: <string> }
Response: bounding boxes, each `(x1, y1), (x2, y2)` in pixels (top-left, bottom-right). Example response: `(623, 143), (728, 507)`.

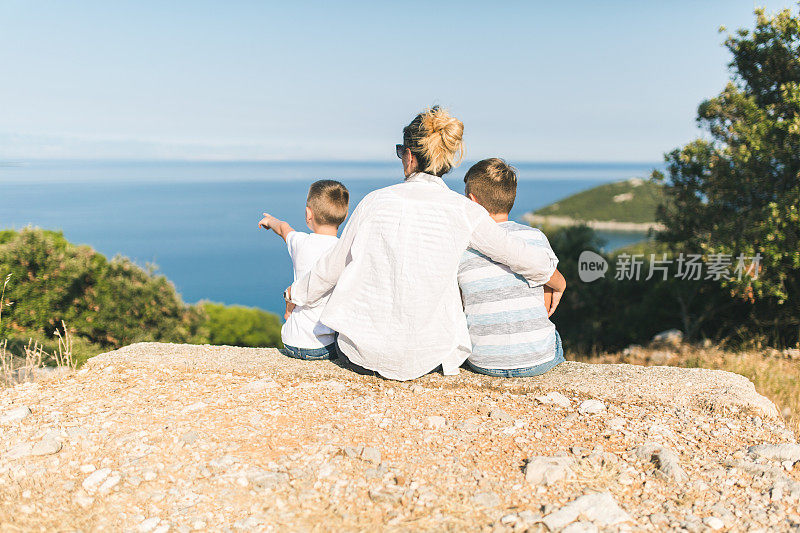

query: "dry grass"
(0, 274), (76, 387)
(578, 344), (800, 435)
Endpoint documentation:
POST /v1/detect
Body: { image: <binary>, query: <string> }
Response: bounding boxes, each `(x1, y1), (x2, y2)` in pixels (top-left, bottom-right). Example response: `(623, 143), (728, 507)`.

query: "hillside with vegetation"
(527, 178), (664, 230)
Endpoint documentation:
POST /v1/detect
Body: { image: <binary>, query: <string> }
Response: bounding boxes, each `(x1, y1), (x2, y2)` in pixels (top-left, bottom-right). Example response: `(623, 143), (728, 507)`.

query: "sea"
(0, 160), (659, 316)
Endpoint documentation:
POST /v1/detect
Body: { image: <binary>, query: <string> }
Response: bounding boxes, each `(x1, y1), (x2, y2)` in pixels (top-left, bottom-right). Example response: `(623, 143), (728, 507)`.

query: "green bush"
(0, 227), (205, 348)
(0, 228), (283, 359)
(201, 302), (283, 348)
(546, 225), (753, 353)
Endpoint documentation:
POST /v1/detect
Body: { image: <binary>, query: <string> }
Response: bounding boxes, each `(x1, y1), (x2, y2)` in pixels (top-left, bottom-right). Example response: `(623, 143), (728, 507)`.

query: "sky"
(0, 1), (797, 162)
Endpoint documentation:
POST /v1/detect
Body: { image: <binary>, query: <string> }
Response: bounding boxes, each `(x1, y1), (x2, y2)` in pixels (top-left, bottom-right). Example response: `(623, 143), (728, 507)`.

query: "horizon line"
(0, 157), (664, 166)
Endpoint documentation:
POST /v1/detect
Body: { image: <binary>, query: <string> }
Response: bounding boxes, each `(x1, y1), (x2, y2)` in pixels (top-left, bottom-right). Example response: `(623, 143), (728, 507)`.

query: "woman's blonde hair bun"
(403, 105), (464, 176)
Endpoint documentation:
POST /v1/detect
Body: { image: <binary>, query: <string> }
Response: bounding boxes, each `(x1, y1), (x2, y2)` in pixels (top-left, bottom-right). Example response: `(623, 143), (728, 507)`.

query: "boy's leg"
(280, 344), (336, 361)
(466, 332), (565, 378)
(508, 331), (565, 377)
(464, 361), (514, 378)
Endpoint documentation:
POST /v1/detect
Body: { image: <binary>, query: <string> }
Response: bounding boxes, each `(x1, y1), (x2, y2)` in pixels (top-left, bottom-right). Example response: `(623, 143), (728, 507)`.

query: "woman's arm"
(468, 215), (558, 286)
(287, 200), (365, 307)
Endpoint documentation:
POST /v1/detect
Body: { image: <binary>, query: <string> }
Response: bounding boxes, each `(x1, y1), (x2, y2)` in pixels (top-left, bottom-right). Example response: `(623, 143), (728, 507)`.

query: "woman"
(285, 106), (559, 380)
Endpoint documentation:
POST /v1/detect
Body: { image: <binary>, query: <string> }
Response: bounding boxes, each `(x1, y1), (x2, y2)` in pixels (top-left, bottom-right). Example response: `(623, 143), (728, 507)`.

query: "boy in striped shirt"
(458, 158), (567, 377)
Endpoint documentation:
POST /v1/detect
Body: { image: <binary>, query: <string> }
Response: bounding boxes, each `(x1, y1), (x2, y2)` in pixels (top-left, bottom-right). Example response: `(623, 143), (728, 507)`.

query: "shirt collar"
(405, 172), (449, 189)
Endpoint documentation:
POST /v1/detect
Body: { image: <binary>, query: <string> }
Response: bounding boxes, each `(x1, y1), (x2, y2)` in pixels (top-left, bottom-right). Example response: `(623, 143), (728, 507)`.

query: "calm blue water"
(0, 160), (657, 316)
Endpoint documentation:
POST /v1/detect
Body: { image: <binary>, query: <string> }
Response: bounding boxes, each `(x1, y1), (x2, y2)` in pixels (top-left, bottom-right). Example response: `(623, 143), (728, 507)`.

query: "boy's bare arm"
(544, 269), (566, 316)
(258, 212), (295, 242)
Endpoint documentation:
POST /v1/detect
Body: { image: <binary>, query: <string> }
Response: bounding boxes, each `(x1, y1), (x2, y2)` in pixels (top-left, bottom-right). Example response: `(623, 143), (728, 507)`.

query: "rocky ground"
(1, 342), (799, 532)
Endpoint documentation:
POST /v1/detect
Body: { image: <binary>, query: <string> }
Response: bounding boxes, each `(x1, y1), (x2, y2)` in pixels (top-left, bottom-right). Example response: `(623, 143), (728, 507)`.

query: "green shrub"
(546, 225), (753, 353)
(201, 302), (282, 348)
(0, 227), (205, 348)
(0, 228), (283, 357)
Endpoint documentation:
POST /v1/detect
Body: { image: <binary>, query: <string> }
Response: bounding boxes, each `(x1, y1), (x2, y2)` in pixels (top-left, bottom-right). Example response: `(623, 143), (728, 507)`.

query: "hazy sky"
(0, 1), (795, 162)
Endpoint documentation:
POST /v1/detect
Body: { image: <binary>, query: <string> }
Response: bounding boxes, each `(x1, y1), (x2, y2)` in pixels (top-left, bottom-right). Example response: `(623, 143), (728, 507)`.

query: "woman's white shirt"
(288, 172), (558, 381)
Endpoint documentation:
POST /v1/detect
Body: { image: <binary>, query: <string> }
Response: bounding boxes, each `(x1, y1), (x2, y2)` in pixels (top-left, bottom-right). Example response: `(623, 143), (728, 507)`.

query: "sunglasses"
(395, 144), (405, 159)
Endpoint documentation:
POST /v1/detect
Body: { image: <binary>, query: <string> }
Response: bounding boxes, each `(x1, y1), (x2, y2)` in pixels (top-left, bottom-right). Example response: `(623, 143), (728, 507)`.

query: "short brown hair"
(464, 158), (517, 215)
(307, 180), (349, 227)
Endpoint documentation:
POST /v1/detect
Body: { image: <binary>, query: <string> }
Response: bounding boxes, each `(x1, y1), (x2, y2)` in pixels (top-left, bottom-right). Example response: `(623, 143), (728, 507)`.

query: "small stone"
(143, 470), (157, 482)
(80, 464), (96, 474)
(525, 456), (575, 486)
(651, 328), (683, 347)
(571, 446), (590, 457)
(747, 443), (800, 463)
(472, 491), (500, 508)
(425, 416), (447, 430)
(82, 468), (111, 493)
(342, 445), (362, 458)
(635, 443), (688, 482)
(99, 474), (121, 494)
(73, 490), (94, 509)
(180, 431), (201, 444)
(66, 427), (88, 440)
(240, 378), (278, 393)
(562, 521), (599, 533)
(649, 513), (670, 527)
(489, 408), (513, 424)
(578, 400), (606, 415)
(1, 406), (32, 424)
(183, 402), (207, 413)
(618, 472), (634, 485)
(534, 391), (571, 408)
(138, 517), (161, 533)
(7, 442), (33, 459)
(517, 510), (540, 525)
(543, 492), (630, 530)
(361, 446), (381, 464)
(30, 438), (62, 456)
(608, 417), (626, 430)
(500, 514), (518, 525)
(703, 516), (725, 530)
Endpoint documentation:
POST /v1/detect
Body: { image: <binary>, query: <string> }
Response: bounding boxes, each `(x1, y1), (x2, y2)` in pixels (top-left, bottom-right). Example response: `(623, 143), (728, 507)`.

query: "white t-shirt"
(281, 231), (339, 349)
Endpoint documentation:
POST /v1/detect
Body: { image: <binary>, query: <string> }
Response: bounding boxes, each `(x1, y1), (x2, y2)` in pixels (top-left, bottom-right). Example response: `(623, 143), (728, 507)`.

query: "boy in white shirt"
(258, 180), (349, 360)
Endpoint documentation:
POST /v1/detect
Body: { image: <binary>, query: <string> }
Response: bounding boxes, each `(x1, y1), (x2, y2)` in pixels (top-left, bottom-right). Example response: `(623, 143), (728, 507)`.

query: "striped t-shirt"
(457, 221), (558, 370)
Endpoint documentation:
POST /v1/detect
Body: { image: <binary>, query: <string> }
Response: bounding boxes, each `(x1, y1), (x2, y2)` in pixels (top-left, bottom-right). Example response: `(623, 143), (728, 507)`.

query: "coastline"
(523, 213), (665, 233)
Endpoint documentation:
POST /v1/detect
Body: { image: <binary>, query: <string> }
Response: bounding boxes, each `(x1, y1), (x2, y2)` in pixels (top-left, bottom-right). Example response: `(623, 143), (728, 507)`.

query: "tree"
(655, 6), (800, 346)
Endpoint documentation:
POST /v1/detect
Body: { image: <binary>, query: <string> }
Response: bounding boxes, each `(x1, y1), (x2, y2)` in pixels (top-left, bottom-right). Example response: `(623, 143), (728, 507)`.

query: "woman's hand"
(547, 286), (564, 317)
(544, 269), (566, 317)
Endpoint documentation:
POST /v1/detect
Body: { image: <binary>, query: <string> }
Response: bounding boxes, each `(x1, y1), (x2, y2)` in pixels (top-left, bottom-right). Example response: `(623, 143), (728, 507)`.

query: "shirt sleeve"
(288, 199), (365, 307)
(467, 210), (558, 287)
(285, 231), (306, 262)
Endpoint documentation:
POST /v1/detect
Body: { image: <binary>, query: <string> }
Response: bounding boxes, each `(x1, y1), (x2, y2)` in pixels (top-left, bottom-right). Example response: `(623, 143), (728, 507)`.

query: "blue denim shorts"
(280, 343), (337, 361)
(467, 331), (565, 378)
